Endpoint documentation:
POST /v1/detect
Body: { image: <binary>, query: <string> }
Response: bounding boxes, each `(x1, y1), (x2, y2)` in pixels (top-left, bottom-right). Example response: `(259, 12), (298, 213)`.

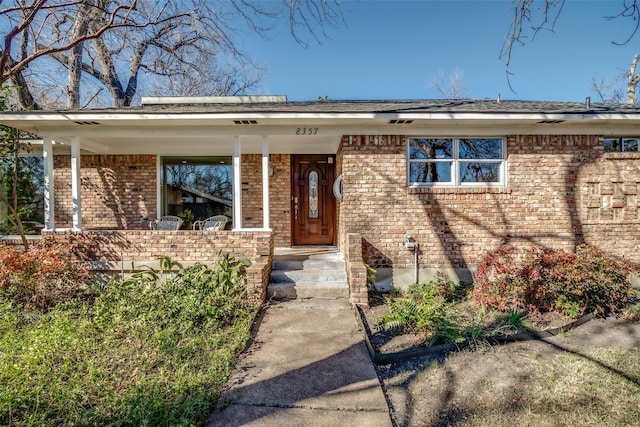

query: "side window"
(408, 137), (506, 187)
(604, 137), (640, 152)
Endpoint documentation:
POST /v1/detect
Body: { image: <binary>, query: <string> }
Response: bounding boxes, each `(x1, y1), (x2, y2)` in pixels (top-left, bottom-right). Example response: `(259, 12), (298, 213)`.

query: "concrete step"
(267, 281), (350, 300)
(271, 259), (347, 271)
(270, 269), (348, 284)
(268, 247), (349, 301)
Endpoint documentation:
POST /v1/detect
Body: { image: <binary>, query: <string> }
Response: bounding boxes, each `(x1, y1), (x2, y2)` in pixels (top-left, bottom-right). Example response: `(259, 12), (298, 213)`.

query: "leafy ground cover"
(364, 244), (639, 354)
(0, 245), (259, 426)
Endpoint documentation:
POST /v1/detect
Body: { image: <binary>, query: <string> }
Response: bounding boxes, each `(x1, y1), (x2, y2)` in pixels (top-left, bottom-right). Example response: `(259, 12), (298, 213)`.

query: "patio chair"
(192, 215), (228, 231)
(150, 215), (184, 230)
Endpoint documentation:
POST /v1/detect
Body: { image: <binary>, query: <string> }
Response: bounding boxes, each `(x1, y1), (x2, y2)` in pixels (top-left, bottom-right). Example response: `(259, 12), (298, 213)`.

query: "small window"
(604, 137), (640, 152)
(408, 137), (506, 187)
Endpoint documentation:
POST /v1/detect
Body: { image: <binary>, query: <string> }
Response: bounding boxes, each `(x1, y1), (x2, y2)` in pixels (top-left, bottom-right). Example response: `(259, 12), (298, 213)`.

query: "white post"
(232, 136), (242, 230)
(70, 136), (82, 231)
(262, 135), (270, 230)
(42, 137), (55, 230)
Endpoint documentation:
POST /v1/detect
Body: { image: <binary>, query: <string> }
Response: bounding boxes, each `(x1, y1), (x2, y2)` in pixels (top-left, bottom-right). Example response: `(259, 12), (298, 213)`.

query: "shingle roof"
(82, 99), (640, 115)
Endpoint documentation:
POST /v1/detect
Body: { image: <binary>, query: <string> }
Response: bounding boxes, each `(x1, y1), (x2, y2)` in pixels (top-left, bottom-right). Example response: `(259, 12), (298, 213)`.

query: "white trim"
(42, 137), (55, 231)
(70, 137), (82, 230)
(156, 156), (162, 218)
(232, 136), (242, 230)
(262, 136), (270, 229)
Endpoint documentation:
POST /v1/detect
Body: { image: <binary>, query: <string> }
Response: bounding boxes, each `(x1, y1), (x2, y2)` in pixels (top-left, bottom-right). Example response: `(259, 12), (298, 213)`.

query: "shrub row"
(471, 244), (636, 318)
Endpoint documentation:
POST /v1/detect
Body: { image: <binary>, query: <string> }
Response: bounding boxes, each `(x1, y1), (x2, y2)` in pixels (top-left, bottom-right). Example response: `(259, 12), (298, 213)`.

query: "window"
(408, 137), (506, 186)
(162, 157), (233, 227)
(604, 137), (640, 152)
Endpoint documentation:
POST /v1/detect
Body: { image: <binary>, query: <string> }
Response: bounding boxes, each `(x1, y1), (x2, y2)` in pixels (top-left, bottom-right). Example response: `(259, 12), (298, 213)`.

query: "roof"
(2, 98), (640, 157)
(33, 98), (640, 115)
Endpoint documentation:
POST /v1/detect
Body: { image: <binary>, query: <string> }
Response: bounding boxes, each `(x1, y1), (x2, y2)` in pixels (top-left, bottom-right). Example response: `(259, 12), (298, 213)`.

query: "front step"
(268, 247), (350, 300)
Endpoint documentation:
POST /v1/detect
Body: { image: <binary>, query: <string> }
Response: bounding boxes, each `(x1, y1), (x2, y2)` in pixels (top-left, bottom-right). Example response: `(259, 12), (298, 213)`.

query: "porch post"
(232, 136), (242, 230)
(70, 136), (82, 231)
(42, 137), (55, 230)
(262, 135), (270, 230)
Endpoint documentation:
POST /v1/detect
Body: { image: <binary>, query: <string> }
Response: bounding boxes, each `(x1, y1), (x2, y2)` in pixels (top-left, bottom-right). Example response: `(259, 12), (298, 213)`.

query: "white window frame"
(407, 137), (507, 187)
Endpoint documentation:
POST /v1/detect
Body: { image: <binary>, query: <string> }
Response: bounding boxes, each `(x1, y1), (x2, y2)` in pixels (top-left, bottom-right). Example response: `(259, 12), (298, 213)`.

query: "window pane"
(459, 162), (500, 183)
(459, 138), (502, 159)
(163, 157), (233, 224)
(409, 162), (452, 183)
(604, 138), (621, 152)
(309, 171), (318, 218)
(409, 138), (453, 159)
(623, 139), (639, 151)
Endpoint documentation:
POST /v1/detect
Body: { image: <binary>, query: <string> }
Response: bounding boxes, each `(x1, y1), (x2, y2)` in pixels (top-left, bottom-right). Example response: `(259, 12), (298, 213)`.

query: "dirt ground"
(361, 306), (640, 426)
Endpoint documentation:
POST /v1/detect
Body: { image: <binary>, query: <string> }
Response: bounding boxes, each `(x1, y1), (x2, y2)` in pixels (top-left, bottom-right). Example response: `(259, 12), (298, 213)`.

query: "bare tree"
(627, 53), (640, 103)
(0, 1), (143, 91)
(591, 74), (625, 103)
(1, 0), (342, 109)
(500, 0), (640, 97)
(430, 68), (468, 99)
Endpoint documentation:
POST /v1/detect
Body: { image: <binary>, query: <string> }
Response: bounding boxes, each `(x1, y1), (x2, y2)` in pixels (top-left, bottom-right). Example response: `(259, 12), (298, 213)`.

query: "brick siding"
(336, 134), (640, 280)
(43, 230), (274, 303)
(54, 155), (156, 229)
(241, 154), (291, 247)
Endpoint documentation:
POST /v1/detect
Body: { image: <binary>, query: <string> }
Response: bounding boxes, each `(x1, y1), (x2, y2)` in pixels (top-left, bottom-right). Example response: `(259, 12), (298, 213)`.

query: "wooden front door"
(292, 155), (336, 245)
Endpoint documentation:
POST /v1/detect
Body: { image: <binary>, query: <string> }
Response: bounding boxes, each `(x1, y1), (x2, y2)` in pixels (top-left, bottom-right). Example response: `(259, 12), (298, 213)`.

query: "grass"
(418, 345), (640, 427)
(0, 255), (260, 426)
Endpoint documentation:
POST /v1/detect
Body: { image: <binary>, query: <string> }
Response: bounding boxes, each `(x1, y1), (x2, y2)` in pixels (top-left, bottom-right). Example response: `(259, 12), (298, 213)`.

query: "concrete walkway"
(206, 297), (392, 426)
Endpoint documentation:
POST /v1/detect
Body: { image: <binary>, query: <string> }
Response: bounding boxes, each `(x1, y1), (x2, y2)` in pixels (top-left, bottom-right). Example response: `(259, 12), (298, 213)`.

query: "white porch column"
(262, 135), (270, 230)
(232, 136), (242, 230)
(42, 137), (55, 230)
(70, 136), (82, 231)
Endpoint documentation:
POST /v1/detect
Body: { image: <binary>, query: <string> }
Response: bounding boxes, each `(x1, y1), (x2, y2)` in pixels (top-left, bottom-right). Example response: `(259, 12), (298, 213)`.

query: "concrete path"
(206, 298), (392, 426)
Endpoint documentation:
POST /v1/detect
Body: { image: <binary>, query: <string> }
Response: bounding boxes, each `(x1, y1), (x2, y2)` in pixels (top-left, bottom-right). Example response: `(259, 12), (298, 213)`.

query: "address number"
(296, 127), (319, 135)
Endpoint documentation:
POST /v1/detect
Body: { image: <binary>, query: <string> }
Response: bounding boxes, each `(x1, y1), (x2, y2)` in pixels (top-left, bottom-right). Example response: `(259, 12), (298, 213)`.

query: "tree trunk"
(627, 54), (640, 104)
(67, 3), (91, 109)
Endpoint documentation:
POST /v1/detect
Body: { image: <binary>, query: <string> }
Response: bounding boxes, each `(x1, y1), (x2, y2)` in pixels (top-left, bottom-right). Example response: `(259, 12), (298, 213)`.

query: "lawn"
(0, 251), (260, 426)
(378, 317), (640, 426)
(365, 244), (640, 426)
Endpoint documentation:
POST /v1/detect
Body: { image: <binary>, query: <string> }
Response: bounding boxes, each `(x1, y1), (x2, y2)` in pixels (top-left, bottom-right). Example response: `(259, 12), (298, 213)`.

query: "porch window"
(162, 157), (232, 228)
(408, 137), (506, 187)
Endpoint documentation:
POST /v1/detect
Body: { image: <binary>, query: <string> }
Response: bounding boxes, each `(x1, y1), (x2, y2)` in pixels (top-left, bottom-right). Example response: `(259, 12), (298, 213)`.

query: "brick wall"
(54, 155), (156, 229)
(43, 230), (274, 303)
(241, 154), (291, 247)
(337, 134), (640, 286)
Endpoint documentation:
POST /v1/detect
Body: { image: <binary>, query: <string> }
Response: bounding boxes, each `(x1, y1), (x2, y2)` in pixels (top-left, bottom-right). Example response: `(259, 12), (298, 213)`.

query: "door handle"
(294, 204), (298, 219)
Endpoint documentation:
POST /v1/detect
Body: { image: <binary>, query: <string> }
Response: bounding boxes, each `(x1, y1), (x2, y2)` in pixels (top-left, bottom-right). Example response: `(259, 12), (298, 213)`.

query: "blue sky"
(240, 0), (638, 102)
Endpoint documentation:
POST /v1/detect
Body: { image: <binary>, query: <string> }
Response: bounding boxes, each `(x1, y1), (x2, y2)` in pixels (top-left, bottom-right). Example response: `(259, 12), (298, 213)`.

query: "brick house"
(2, 96), (640, 306)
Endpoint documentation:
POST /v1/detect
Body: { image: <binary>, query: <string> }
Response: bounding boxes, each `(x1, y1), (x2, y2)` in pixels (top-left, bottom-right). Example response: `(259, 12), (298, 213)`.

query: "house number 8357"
(296, 127), (319, 135)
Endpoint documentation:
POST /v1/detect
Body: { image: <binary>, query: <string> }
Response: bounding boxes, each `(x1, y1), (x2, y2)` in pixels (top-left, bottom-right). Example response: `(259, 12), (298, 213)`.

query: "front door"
(292, 155), (336, 245)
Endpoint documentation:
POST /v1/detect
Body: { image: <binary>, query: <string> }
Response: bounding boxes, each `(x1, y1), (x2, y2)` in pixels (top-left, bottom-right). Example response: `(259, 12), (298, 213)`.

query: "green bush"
(379, 279), (461, 345)
(0, 254), (258, 426)
(0, 240), (92, 313)
(472, 244), (636, 317)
